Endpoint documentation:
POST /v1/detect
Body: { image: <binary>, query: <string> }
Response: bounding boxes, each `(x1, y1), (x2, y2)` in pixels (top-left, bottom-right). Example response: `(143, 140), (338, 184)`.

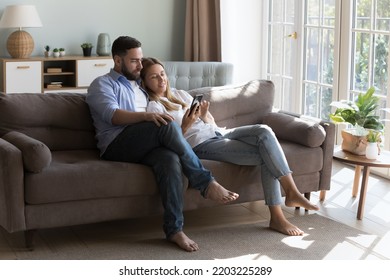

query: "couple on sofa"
(86, 36), (319, 252)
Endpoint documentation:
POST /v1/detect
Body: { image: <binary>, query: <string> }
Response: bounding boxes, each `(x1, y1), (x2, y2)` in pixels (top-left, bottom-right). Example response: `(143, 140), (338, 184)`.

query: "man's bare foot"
(205, 180), (239, 204)
(169, 231), (199, 252)
(285, 192), (319, 211)
(269, 218), (304, 236)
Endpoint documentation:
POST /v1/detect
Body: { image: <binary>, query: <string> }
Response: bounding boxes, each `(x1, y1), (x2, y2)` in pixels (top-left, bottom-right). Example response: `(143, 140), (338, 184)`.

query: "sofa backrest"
(163, 61), (233, 91)
(0, 93), (96, 151)
(188, 80), (275, 128)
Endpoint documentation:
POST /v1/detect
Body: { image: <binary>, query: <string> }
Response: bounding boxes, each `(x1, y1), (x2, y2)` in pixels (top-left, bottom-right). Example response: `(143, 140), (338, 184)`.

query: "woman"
(141, 57), (319, 236)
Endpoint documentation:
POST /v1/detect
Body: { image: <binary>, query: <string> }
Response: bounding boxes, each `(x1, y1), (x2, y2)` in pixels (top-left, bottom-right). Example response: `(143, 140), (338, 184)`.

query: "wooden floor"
(1, 160), (389, 259)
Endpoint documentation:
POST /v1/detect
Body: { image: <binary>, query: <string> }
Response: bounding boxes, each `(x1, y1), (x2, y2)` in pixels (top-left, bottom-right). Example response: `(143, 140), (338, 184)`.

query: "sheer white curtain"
(220, 0), (265, 83)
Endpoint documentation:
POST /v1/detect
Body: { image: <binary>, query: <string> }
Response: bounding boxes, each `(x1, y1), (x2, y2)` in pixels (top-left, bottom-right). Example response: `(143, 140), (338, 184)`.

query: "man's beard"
(121, 63), (139, 81)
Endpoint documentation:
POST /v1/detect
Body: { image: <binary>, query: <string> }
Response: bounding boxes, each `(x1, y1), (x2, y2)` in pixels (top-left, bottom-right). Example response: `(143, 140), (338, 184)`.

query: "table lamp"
(0, 5), (42, 58)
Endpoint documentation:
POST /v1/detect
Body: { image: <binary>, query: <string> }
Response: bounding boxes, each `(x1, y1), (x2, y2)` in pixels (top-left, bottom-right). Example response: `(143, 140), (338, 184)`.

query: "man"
(86, 36), (239, 252)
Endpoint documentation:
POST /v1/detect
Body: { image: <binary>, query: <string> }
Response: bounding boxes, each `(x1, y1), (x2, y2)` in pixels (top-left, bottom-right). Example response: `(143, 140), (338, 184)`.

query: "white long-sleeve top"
(146, 89), (223, 148)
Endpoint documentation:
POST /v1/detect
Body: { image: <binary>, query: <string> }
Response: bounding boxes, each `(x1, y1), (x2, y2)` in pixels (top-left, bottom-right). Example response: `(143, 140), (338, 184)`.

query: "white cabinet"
(0, 56), (113, 94)
(77, 59), (113, 87)
(2, 61), (42, 93)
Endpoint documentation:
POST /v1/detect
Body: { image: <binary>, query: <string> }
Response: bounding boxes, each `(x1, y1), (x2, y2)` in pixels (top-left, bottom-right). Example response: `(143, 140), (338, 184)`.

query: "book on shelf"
(46, 84), (63, 89)
(47, 68), (62, 73)
(46, 81), (63, 89)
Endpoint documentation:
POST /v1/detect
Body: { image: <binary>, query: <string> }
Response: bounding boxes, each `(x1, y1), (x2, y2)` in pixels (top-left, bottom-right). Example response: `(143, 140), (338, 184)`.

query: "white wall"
(0, 0), (186, 59)
(221, 0), (264, 84)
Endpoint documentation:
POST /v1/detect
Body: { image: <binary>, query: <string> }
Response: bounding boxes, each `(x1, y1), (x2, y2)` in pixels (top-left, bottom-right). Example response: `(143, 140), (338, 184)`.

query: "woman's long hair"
(141, 57), (187, 111)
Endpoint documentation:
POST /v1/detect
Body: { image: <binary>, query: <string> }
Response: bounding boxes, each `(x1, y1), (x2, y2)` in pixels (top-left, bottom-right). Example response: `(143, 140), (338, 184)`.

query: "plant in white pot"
(365, 130), (382, 159)
(329, 86), (387, 155)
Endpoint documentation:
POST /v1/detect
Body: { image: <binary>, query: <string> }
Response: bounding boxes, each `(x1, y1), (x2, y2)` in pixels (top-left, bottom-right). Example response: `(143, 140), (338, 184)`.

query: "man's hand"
(145, 112), (174, 127)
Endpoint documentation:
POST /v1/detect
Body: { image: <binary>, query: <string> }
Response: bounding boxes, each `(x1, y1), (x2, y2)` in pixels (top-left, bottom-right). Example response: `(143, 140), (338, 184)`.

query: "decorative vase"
(341, 129), (367, 155)
(365, 142), (379, 160)
(53, 52), (60, 58)
(96, 33), (111, 56)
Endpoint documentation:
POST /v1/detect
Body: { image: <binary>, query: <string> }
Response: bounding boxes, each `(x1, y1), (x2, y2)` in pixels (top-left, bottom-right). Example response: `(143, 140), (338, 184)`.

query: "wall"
(0, 0), (186, 60)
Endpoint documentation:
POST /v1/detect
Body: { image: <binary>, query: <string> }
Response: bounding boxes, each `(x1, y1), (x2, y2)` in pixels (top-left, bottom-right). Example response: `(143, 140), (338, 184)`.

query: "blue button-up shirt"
(86, 68), (148, 156)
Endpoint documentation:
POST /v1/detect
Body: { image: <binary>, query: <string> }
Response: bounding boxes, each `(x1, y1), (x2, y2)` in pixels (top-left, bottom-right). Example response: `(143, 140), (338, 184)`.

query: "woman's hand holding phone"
(181, 94), (203, 134)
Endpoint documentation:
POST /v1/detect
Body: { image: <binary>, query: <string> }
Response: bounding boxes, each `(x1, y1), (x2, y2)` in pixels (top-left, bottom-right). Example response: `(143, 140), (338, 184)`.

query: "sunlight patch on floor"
(323, 241), (366, 260)
(281, 234), (313, 249)
(373, 231), (390, 258)
(332, 168), (355, 185)
(383, 192), (390, 202)
(216, 254), (272, 260)
(347, 234), (378, 248)
(369, 201), (390, 223)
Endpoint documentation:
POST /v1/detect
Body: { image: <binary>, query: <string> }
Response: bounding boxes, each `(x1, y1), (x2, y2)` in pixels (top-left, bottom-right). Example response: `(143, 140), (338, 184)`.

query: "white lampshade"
(0, 5), (42, 28)
(0, 5), (42, 58)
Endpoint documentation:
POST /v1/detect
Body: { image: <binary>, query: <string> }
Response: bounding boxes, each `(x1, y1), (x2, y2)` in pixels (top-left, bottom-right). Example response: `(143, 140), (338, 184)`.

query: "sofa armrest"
(262, 112), (326, 148)
(2, 131), (51, 173)
(0, 138), (27, 232)
(264, 110), (335, 191)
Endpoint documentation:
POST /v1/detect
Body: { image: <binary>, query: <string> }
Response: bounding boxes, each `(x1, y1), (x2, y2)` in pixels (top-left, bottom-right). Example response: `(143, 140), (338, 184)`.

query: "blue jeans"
(103, 121), (214, 238)
(193, 124), (291, 206)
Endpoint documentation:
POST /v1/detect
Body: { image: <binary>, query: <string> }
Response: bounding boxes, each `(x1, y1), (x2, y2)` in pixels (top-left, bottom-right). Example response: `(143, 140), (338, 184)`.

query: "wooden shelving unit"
(0, 56), (113, 93)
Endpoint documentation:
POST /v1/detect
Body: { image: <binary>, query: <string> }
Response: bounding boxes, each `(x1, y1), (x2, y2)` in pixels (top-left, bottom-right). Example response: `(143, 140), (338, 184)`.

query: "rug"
(3, 214), (387, 260)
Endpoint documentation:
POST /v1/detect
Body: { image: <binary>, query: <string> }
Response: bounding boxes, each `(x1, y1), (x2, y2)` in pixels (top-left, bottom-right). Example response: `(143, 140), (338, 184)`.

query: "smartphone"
(189, 94), (203, 115)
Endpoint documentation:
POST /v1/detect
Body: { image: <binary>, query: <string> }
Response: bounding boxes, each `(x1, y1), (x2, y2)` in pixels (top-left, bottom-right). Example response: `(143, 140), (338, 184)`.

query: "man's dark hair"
(111, 36), (142, 58)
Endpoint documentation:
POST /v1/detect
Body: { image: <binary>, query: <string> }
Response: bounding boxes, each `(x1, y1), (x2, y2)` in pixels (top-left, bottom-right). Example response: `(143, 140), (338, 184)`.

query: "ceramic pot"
(365, 142), (379, 160)
(96, 33), (111, 56)
(82, 47), (92, 57)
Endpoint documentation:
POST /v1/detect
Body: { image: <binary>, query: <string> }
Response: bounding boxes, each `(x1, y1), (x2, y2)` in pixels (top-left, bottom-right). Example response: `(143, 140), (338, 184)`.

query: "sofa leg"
(295, 192), (311, 211)
(24, 230), (37, 251)
(319, 190), (326, 201)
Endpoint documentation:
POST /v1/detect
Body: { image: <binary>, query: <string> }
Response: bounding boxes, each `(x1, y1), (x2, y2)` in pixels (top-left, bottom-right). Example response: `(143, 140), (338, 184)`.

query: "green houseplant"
(44, 45), (51, 57)
(59, 48), (65, 57)
(81, 43), (93, 57)
(329, 86), (384, 131)
(53, 48), (59, 58)
(329, 87), (387, 155)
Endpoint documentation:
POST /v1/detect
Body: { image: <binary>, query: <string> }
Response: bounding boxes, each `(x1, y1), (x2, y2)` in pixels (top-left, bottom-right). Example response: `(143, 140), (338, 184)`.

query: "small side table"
(333, 146), (390, 220)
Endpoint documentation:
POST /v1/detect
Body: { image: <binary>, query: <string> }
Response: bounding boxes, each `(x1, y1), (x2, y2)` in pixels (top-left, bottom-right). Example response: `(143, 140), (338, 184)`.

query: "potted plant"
(329, 86), (387, 155)
(59, 48), (65, 57)
(365, 130), (382, 159)
(44, 45), (51, 57)
(81, 43), (93, 57)
(53, 48), (60, 58)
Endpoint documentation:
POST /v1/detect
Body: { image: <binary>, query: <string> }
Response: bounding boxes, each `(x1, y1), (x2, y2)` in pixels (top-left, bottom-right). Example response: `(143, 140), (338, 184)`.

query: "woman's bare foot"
(279, 174), (319, 210)
(169, 231), (199, 252)
(285, 192), (319, 211)
(269, 218), (304, 236)
(205, 180), (239, 204)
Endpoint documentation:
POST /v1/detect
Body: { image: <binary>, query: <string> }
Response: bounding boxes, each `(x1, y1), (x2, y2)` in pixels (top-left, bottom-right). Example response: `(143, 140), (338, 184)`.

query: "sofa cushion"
(2, 131), (51, 173)
(262, 113), (326, 148)
(24, 150), (161, 204)
(188, 80), (275, 128)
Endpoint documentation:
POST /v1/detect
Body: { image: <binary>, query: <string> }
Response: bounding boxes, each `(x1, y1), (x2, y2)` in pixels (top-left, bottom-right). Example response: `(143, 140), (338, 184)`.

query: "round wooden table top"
(333, 146), (390, 168)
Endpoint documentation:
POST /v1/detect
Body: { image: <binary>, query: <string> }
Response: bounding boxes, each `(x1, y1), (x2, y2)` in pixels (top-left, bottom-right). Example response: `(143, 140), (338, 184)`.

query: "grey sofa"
(0, 61), (335, 249)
